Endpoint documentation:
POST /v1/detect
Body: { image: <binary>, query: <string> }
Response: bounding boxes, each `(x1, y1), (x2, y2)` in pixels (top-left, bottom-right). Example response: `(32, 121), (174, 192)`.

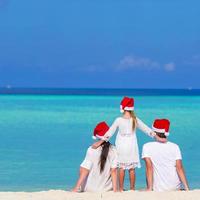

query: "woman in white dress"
(72, 122), (118, 192)
(93, 97), (166, 191)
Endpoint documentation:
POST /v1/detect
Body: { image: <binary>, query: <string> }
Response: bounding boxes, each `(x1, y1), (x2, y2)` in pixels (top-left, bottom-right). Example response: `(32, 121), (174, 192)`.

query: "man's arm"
(72, 167), (89, 192)
(176, 160), (189, 191)
(144, 158), (153, 191)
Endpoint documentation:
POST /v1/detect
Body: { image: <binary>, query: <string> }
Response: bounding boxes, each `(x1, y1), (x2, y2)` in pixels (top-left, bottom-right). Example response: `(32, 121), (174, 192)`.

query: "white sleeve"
(175, 145), (182, 160)
(142, 144), (151, 159)
(80, 147), (93, 170)
(111, 147), (118, 168)
(102, 118), (119, 141)
(136, 117), (153, 138)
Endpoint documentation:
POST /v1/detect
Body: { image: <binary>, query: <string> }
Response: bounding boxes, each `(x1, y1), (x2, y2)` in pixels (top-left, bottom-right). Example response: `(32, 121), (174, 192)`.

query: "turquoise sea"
(0, 90), (199, 191)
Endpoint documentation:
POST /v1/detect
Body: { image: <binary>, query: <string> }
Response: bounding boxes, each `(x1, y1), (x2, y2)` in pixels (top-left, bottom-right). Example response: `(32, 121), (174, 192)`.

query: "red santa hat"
(92, 121), (109, 140)
(120, 96), (134, 113)
(152, 119), (170, 136)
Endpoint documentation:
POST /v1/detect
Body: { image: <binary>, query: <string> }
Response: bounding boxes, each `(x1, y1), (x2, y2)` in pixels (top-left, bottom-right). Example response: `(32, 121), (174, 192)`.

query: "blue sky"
(0, 0), (200, 88)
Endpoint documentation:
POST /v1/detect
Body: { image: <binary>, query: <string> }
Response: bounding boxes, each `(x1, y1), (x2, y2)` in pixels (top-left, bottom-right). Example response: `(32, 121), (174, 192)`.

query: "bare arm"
(176, 160), (189, 191)
(72, 167), (90, 192)
(92, 140), (104, 149)
(137, 117), (153, 137)
(144, 158), (153, 191)
(111, 168), (118, 192)
(103, 118), (119, 139)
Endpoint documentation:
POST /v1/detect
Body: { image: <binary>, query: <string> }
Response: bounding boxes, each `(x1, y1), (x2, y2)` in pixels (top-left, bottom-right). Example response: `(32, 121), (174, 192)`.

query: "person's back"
(142, 141), (182, 191)
(142, 118), (189, 192)
(81, 145), (117, 192)
(72, 121), (117, 193)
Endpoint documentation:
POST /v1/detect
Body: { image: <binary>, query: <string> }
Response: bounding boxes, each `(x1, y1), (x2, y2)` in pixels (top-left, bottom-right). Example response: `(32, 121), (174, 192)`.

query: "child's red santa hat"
(152, 119), (170, 136)
(120, 96), (134, 113)
(92, 121), (109, 140)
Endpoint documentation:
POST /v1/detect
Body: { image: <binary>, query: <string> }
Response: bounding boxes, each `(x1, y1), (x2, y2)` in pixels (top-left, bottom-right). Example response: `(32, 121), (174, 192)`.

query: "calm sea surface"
(0, 90), (199, 191)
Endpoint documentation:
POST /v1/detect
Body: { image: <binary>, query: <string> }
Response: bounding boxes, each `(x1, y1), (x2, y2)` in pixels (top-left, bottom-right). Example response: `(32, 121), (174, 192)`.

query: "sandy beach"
(0, 190), (199, 200)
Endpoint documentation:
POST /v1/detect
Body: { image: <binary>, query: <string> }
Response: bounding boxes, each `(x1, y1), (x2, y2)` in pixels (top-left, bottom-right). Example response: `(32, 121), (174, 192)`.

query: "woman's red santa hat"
(92, 121), (109, 140)
(120, 96), (134, 113)
(152, 119), (170, 136)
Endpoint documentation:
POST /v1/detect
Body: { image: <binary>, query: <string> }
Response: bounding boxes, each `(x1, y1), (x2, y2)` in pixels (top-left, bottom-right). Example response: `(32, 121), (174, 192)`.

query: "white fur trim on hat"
(92, 135), (105, 140)
(120, 105), (134, 113)
(124, 106), (134, 111)
(152, 126), (165, 133)
(152, 126), (170, 136)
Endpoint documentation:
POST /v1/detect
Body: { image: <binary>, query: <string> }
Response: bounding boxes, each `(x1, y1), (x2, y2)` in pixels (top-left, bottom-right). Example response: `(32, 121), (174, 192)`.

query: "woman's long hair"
(99, 141), (111, 173)
(130, 110), (137, 131)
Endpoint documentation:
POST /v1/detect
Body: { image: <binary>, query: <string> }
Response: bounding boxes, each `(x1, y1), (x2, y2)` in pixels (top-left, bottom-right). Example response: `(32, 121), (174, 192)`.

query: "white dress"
(80, 145), (117, 192)
(103, 117), (153, 169)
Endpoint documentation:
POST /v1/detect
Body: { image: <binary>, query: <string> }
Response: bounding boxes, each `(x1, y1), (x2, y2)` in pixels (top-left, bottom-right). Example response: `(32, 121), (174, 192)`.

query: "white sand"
(0, 190), (199, 200)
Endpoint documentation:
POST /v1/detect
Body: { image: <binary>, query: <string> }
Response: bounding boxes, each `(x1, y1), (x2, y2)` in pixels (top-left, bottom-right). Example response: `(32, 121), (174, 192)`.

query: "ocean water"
(0, 93), (199, 191)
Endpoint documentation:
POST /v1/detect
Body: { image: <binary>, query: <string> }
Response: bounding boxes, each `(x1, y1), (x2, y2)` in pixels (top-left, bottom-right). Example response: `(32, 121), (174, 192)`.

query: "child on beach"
(93, 96), (166, 191)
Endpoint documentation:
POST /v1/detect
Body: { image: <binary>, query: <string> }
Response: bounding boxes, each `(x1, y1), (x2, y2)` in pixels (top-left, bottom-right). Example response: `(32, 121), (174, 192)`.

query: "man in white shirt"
(142, 119), (189, 192)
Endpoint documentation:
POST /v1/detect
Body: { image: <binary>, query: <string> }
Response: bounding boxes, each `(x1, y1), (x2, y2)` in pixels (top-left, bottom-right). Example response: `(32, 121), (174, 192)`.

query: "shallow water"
(0, 94), (199, 191)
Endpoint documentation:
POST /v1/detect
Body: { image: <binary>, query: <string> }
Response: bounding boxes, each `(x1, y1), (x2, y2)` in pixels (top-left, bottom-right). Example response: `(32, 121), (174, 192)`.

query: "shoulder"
(86, 146), (93, 153)
(143, 142), (156, 147)
(112, 117), (123, 124)
(167, 142), (181, 150)
(115, 117), (122, 122)
(143, 142), (156, 150)
(87, 146), (98, 155)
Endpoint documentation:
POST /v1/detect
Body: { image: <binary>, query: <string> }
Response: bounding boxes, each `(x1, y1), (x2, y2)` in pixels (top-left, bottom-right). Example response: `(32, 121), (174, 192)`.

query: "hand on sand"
(71, 187), (82, 193)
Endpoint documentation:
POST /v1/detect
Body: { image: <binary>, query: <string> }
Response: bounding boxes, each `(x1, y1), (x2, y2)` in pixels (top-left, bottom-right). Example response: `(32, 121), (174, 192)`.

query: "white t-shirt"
(80, 145), (117, 192)
(142, 141), (182, 192)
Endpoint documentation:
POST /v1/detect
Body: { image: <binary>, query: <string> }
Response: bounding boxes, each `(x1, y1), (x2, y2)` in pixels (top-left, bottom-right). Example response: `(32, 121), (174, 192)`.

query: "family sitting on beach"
(72, 97), (189, 192)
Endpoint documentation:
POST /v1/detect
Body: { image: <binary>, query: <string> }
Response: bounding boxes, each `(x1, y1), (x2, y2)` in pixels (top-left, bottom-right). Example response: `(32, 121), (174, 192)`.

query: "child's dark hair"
(99, 141), (111, 173)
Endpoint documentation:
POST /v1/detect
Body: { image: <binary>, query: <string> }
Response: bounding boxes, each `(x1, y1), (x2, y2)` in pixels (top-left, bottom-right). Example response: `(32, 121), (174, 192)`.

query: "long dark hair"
(99, 141), (111, 173)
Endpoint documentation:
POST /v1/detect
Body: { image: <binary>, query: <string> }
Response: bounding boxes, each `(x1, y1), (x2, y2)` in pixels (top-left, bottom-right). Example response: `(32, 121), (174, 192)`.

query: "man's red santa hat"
(92, 121), (109, 140)
(152, 119), (170, 136)
(120, 96), (134, 113)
